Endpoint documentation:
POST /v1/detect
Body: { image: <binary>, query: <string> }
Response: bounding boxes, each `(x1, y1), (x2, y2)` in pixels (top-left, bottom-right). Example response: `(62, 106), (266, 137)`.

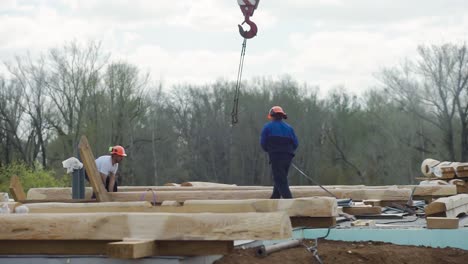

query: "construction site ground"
(216, 239), (468, 264)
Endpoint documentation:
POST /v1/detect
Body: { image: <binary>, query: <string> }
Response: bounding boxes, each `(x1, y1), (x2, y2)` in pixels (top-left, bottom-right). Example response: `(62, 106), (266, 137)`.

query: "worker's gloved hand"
(62, 157), (83, 173)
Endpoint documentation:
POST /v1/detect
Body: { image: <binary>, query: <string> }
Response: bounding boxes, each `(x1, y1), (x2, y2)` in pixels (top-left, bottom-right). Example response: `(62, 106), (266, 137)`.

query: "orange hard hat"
(110, 145), (127, 157)
(268, 106), (287, 120)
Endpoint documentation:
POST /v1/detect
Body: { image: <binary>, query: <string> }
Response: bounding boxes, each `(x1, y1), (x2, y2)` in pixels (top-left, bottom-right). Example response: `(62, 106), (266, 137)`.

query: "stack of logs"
(1, 138), (467, 259)
(421, 158), (468, 194)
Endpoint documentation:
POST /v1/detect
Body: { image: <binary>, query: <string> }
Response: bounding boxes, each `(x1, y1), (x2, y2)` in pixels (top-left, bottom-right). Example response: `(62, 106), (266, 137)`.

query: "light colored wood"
(110, 189), (411, 202)
(0, 212), (292, 240)
(78, 135), (111, 202)
(0, 202), (21, 212)
(0, 240), (234, 257)
(342, 206), (382, 215)
(425, 194), (468, 217)
(180, 181), (237, 187)
(351, 220), (375, 227)
(363, 200), (381, 206)
(23, 198), (337, 217)
(25, 201), (153, 213)
(27, 187), (94, 200)
(164, 183), (180, 186)
(27, 185), (454, 200)
(419, 180), (448, 185)
(107, 240), (155, 259)
(182, 197), (338, 217)
(450, 179), (468, 194)
(161, 201), (181, 206)
(426, 217), (459, 229)
(0, 192), (9, 202)
(9, 175), (26, 201)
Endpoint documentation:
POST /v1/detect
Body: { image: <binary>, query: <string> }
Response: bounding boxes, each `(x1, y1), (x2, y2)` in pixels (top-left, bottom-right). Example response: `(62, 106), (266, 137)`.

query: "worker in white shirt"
(86, 145), (127, 196)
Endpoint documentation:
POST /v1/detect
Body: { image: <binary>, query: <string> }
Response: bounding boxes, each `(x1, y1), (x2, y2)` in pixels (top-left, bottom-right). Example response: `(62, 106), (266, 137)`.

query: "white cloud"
(1, 0), (468, 96)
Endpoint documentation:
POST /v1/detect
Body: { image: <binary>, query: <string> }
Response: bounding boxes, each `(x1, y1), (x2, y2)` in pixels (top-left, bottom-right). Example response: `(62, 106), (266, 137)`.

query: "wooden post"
(78, 135), (111, 202)
(9, 175), (26, 201)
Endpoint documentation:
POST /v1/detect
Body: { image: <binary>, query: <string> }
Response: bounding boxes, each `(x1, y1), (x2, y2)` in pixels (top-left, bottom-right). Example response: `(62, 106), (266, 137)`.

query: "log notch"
(425, 194), (468, 217)
(78, 135), (111, 202)
(0, 212), (292, 240)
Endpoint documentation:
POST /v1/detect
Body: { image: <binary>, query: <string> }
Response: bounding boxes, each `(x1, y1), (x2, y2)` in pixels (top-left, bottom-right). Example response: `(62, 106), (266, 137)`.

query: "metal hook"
(238, 0), (259, 39)
(238, 18), (258, 39)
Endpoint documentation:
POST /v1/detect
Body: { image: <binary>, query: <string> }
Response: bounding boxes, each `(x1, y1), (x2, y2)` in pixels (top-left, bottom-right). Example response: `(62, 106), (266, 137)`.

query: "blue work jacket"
(260, 120), (298, 157)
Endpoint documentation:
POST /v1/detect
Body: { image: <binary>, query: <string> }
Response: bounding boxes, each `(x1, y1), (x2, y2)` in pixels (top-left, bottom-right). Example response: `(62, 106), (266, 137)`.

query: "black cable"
(378, 216), (421, 225)
(291, 163), (338, 199)
(231, 38), (247, 125)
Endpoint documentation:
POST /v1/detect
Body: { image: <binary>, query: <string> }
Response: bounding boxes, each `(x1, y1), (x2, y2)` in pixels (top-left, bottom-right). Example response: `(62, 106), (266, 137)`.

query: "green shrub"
(0, 162), (67, 193)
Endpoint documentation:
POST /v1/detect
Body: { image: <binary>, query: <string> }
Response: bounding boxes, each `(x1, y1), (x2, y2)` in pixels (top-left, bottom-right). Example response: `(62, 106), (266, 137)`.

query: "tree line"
(1, 41), (468, 187)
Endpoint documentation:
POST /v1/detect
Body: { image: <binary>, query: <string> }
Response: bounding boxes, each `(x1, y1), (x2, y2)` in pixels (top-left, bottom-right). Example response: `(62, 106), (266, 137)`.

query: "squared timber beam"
(78, 135), (111, 202)
(9, 175), (26, 201)
(107, 240), (156, 259)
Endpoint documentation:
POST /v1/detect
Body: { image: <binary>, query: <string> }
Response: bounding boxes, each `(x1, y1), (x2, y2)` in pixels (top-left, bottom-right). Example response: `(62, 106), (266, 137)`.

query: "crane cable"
(231, 38), (247, 125)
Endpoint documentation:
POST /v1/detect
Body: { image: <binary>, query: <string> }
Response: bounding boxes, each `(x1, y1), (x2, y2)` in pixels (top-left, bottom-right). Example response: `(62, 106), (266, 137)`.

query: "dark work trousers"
(270, 153), (294, 199)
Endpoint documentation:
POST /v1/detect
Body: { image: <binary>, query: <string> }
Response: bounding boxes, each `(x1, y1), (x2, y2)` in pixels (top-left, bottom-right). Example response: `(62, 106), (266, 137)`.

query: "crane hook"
(238, 18), (258, 39)
(237, 0), (260, 39)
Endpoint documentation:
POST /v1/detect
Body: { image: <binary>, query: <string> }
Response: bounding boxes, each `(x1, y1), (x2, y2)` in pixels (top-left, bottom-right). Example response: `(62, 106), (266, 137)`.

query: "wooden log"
(9, 175), (26, 201)
(0, 212), (292, 240)
(342, 206), (382, 215)
(180, 181), (237, 187)
(110, 189), (411, 202)
(27, 185), (454, 200)
(23, 198), (338, 217)
(0, 240), (234, 257)
(107, 240), (156, 259)
(425, 194), (468, 218)
(450, 179), (468, 194)
(78, 135), (111, 202)
(27, 187), (94, 200)
(181, 197), (338, 217)
(25, 201), (153, 213)
(426, 217), (459, 229)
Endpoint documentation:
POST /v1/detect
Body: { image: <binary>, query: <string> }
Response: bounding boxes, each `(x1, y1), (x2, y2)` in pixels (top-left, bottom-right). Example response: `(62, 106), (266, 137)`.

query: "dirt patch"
(215, 240), (468, 264)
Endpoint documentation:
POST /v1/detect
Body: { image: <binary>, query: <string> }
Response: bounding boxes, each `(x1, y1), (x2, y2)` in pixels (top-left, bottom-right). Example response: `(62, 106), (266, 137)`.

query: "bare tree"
(45, 41), (108, 156)
(6, 55), (52, 167)
(0, 77), (29, 164)
(380, 45), (459, 160)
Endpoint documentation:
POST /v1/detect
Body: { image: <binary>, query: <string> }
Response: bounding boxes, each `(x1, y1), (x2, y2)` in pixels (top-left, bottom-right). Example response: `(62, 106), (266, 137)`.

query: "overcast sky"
(1, 0), (468, 96)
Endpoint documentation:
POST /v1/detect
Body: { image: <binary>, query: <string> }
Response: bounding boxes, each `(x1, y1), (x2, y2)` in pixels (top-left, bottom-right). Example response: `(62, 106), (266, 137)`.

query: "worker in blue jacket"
(260, 106), (298, 199)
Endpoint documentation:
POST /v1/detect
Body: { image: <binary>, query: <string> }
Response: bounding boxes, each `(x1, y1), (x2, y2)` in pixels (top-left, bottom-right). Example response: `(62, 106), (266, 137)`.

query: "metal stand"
(71, 152), (85, 199)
